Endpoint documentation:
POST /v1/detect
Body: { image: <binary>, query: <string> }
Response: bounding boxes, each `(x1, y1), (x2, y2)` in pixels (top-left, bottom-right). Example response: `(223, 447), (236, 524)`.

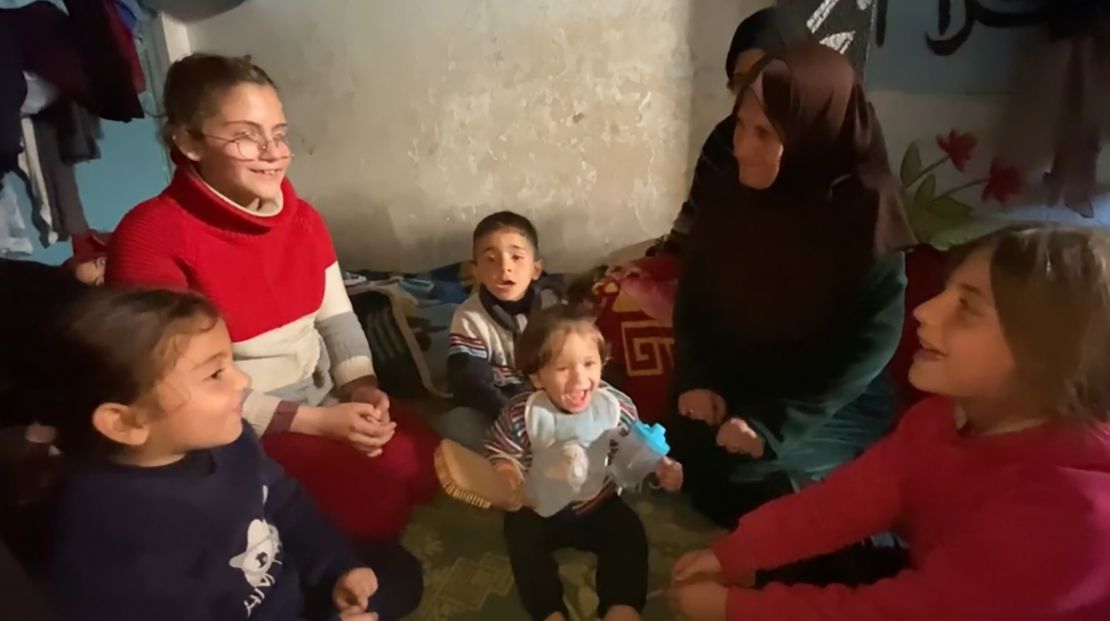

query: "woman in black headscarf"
(669, 39), (915, 529)
(663, 7), (889, 252)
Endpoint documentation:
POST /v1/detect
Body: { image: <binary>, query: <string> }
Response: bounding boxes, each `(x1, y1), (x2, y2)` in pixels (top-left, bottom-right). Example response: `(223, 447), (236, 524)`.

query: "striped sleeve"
(447, 308), (508, 416)
(605, 384), (640, 432)
(447, 308), (489, 359)
(241, 390), (280, 436)
(485, 393), (532, 472)
(241, 391), (301, 436)
(447, 333), (488, 358)
(316, 261), (375, 387)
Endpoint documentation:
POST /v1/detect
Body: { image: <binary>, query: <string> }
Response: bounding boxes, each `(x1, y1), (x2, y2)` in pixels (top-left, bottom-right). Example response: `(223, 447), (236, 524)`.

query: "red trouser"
(261, 403), (439, 541)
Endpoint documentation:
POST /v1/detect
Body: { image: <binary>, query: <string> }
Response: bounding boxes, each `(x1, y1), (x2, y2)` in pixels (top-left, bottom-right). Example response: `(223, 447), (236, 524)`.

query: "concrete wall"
(185, 0), (771, 272)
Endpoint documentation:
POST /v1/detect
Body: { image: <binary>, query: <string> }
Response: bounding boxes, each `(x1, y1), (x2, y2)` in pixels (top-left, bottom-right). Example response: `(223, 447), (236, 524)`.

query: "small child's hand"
(494, 461), (526, 510)
(671, 548), (723, 585)
(668, 579), (729, 621)
(333, 567), (379, 615)
(715, 418), (765, 458)
(314, 403), (397, 456)
(347, 384), (392, 423)
(655, 457), (683, 492)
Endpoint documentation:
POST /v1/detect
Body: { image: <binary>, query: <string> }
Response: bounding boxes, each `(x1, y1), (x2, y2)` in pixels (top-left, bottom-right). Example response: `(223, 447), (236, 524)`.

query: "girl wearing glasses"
(107, 53), (437, 542)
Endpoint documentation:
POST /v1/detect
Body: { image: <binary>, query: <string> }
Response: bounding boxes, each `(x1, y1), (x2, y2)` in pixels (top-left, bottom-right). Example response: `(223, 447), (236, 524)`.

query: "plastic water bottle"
(608, 421), (670, 489)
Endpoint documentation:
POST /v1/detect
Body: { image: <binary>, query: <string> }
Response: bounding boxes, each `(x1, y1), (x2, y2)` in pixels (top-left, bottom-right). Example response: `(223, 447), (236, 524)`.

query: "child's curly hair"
(515, 303), (610, 378)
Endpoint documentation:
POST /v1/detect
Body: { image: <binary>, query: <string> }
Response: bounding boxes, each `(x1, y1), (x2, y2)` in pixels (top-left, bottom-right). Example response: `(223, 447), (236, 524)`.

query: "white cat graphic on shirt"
(229, 485), (283, 616)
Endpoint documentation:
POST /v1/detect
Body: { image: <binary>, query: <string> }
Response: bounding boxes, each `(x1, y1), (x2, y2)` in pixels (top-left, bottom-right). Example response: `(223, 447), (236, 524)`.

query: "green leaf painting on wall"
(900, 142), (923, 187)
(900, 129), (1027, 249)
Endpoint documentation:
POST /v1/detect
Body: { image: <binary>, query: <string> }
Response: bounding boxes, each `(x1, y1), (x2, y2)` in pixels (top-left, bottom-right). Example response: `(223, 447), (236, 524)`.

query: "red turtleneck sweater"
(106, 166), (375, 433)
(107, 167), (327, 340)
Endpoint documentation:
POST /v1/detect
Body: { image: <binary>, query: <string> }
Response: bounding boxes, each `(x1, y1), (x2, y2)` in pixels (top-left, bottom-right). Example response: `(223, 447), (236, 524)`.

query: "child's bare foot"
(603, 605), (641, 621)
(542, 613), (567, 621)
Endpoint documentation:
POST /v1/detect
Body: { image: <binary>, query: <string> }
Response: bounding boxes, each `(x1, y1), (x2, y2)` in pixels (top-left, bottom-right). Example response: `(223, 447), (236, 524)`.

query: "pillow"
(592, 255), (679, 424)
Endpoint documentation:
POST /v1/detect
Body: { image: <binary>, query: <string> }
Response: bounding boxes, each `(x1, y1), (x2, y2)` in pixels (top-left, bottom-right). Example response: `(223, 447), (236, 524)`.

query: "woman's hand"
(668, 580), (729, 621)
(333, 567), (379, 615)
(715, 418), (764, 458)
(344, 380), (391, 423)
(672, 548), (723, 585)
(655, 457), (684, 492)
(678, 389), (727, 425)
(295, 403), (397, 456)
(494, 461), (526, 510)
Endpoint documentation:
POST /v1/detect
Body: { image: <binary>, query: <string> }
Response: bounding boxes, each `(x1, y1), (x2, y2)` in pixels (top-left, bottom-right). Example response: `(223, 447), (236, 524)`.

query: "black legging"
(503, 496), (648, 620)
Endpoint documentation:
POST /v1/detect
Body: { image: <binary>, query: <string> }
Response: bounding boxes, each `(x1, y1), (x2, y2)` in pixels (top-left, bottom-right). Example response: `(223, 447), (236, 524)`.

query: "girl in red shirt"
(670, 225), (1110, 621)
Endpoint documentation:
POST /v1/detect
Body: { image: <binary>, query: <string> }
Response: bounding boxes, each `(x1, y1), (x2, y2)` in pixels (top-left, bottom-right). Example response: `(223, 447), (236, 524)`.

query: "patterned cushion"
(592, 256), (678, 424)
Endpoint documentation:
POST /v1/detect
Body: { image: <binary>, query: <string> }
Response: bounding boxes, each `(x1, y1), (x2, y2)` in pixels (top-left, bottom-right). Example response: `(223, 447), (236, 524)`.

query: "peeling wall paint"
(186, 0), (769, 271)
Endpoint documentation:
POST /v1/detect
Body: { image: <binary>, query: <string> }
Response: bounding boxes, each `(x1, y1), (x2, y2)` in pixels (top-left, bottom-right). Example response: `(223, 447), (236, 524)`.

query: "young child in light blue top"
(485, 304), (683, 621)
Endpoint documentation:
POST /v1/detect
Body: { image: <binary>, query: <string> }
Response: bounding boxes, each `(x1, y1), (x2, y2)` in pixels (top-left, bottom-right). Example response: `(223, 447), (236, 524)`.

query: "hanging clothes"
(0, 181), (33, 256)
(42, 100), (101, 165)
(21, 72), (60, 116)
(18, 118), (58, 247)
(998, 1), (1110, 217)
(0, 0), (146, 245)
(1, 0), (142, 121)
(1042, 3), (1110, 217)
(0, 20), (27, 186)
(63, 0), (144, 119)
(29, 104), (91, 241)
(0, 0), (64, 9)
(1, 2), (90, 107)
(114, 0), (140, 31)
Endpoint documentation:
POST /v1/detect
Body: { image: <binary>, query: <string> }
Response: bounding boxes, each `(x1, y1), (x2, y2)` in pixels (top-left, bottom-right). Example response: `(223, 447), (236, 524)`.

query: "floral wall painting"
(900, 129), (1028, 249)
(866, 0), (1047, 94)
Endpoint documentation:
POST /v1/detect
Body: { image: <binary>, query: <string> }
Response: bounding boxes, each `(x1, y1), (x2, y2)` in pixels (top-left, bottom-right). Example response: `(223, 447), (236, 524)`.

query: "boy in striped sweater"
(444, 211), (547, 451)
(486, 304), (684, 621)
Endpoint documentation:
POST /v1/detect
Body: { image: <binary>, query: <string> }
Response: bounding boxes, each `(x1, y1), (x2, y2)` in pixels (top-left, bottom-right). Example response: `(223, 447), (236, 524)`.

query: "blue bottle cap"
(631, 421), (669, 456)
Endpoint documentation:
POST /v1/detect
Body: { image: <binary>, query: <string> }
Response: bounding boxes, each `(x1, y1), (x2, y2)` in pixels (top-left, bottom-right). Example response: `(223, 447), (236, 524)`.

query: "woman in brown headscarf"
(670, 41), (916, 529)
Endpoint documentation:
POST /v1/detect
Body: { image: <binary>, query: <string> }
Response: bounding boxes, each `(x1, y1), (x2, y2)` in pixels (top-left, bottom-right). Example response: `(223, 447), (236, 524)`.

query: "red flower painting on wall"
(901, 128), (1029, 249)
(981, 158), (1025, 204)
(936, 130), (977, 172)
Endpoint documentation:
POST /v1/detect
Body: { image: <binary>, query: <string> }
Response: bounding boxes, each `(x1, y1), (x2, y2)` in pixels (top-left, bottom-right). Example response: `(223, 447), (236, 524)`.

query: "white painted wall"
(184, 0), (771, 272)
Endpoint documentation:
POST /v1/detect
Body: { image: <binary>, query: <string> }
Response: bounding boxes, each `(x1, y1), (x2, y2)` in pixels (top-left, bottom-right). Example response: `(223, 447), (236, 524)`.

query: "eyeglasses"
(195, 131), (292, 161)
